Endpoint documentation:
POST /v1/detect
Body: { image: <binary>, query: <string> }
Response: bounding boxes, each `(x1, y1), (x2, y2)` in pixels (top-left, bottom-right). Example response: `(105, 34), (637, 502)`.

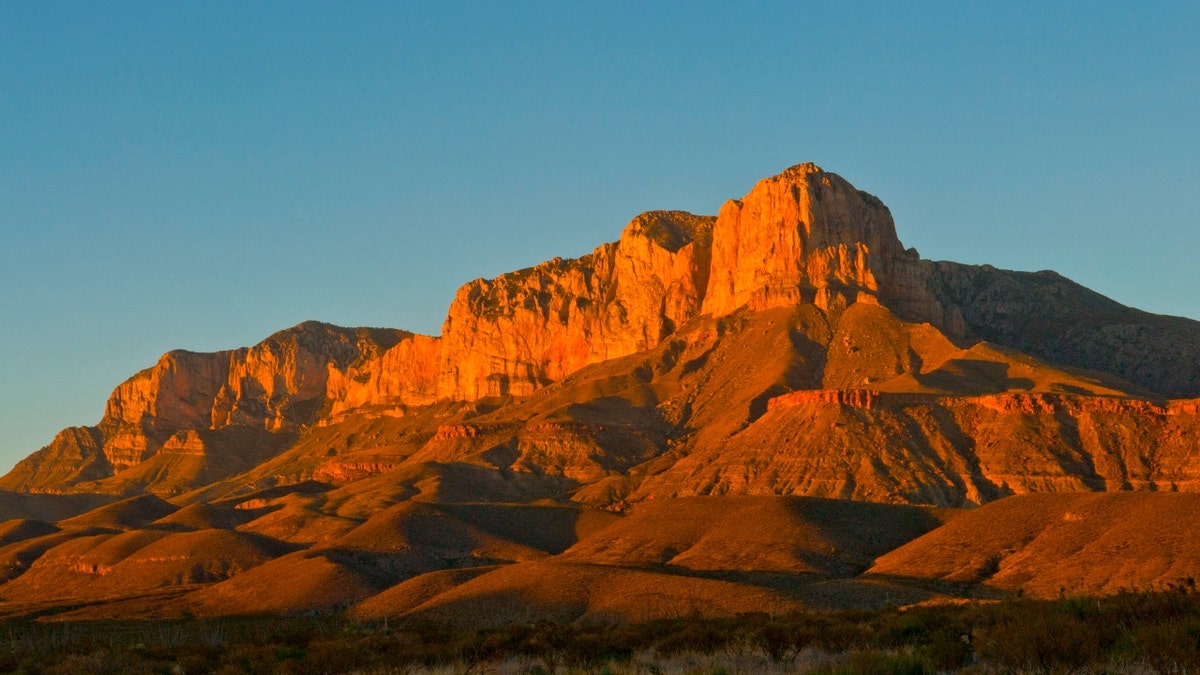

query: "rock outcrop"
(705, 164), (900, 313)
(436, 210), (713, 400)
(0, 323), (408, 493)
(637, 385), (1200, 507)
(324, 334), (442, 418)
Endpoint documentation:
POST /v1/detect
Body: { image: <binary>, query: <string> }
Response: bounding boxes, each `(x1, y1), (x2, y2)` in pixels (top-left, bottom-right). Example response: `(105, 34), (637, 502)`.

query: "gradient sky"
(2, 2), (1198, 471)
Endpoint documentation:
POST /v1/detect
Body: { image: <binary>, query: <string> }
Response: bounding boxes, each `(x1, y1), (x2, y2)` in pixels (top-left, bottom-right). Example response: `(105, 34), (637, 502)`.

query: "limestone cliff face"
(436, 211), (713, 400)
(324, 334), (442, 418)
(1, 323), (409, 493)
(430, 164), (949, 402)
(703, 164), (923, 317)
(102, 322), (406, 436)
(9, 161), (1200, 499)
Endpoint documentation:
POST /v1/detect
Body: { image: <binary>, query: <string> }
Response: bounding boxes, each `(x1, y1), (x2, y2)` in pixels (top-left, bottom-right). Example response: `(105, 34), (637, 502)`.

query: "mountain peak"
(771, 161), (825, 179)
(702, 161), (908, 316)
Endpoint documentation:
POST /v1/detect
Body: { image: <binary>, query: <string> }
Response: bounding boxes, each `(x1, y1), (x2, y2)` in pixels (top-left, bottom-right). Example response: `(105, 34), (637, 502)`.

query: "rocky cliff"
(705, 164), (906, 314)
(436, 210), (713, 400)
(6, 162), (1200, 500)
(0, 323), (409, 493)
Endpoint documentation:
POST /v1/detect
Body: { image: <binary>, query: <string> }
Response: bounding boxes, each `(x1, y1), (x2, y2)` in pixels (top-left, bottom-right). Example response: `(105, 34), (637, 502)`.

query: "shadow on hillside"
(432, 503), (584, 555)
(919, 359), (1035, 394)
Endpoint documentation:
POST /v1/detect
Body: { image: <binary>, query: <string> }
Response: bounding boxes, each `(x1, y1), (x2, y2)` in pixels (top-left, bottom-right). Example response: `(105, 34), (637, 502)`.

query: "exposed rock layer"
(1, 162), (1200, 621)
(5, 162), (1200, 501)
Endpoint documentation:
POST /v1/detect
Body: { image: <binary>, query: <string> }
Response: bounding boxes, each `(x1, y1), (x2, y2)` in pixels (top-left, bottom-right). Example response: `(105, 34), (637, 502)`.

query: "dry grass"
(4, 590), (1200, 673)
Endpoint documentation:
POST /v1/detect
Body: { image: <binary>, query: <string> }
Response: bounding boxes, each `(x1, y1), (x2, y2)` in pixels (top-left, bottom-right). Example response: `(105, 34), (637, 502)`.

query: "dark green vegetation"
(4, 588), (1200, 673)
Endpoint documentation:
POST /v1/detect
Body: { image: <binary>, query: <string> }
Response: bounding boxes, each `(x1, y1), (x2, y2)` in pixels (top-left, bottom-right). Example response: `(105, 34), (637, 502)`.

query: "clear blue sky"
(2, 2), (1198, 470)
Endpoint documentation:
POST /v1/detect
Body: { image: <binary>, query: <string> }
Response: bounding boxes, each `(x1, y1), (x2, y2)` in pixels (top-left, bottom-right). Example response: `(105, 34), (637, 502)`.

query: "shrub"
(754, 620), (810, 663)
(975, 604), (1113, 671)
(1127, 617), (1200, 673)
(919, 625), (973, 670)
(815, 649), (933, 675)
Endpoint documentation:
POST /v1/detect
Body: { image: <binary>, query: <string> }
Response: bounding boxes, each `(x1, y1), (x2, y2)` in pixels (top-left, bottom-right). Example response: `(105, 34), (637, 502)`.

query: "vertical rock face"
(693, 163), (969, 338)
(436, 211), (714, 400)
(324, 334), (443, 417)
(1, 323), (409, 492)
(105, 322), (404, 436)
(703, 164), (905, 315)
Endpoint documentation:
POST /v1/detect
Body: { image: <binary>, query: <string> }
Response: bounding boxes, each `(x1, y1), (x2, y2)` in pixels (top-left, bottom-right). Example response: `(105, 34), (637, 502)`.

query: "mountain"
(1, 162), (1198, 620)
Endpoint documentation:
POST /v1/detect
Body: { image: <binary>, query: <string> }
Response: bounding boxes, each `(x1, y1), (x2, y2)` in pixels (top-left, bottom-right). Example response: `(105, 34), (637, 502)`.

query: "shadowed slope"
(181, 548), (381, 617)
(350, 567), (499, 619)
(0, 491), (115, 522)
(0, 520), (59, 547)
(561, 496), (948, 577)
(152, 501), (261, 531)
(354, 496), (953, 624)
(396, 561), (810, 626)
(172, 500), (618, 618)
(927, 263), (1200, 398)
(57, 494), (178, 531)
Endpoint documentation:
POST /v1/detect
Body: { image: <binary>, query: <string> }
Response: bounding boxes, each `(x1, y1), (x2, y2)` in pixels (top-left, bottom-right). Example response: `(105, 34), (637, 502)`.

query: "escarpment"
(437, 210), (714, 400)
(6, 161), (1200, 621)
(1, 323), (412, 493)
(6, 162), (1200, 504)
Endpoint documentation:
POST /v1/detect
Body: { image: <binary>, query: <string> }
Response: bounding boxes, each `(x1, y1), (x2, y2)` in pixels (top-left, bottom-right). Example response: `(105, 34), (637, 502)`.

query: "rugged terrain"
(1, 162), (1198, 621)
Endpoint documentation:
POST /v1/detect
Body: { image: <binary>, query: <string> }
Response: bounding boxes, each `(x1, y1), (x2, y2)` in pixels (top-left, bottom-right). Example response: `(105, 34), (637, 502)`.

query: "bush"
(1128, 617), (1200, 673)
(975, 603), (1115, 671)
(754, 620), (810, 663)
(919, 625), (973, 670)
(4, 590), (1200, 672)
(815, 649), (933, 675)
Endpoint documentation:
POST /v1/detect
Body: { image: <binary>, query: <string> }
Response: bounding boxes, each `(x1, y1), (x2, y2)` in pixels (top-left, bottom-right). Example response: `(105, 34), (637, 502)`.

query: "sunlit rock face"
(703, 163), (905, 315)
(100, 322), (405, 437)
(698, 163), (969, 338)
(0, 323), (407, 492)
(436, 210), (714, 401)
(6, 162), (1200, 622)
(432, 164), (958, 402)
(7, 161), (1200, 499)
(324, 334), (442, 417)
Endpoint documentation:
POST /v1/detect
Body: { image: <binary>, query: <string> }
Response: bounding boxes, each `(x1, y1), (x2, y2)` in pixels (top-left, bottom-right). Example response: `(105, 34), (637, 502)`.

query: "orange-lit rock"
(0, 322), (410, 493)
(705, 164), (899, 314)
(324, 333), (442, 417)
(3, 161), (1200, 620)
(436, 211), (714, 400)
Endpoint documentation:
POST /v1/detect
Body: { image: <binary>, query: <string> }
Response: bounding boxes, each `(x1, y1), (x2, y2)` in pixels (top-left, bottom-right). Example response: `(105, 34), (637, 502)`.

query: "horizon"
(3, 2), (1199, 470)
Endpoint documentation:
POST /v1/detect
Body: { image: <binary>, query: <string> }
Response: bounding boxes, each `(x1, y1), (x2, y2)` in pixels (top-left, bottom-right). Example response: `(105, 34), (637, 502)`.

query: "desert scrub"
(3, 589), (1200, 672)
